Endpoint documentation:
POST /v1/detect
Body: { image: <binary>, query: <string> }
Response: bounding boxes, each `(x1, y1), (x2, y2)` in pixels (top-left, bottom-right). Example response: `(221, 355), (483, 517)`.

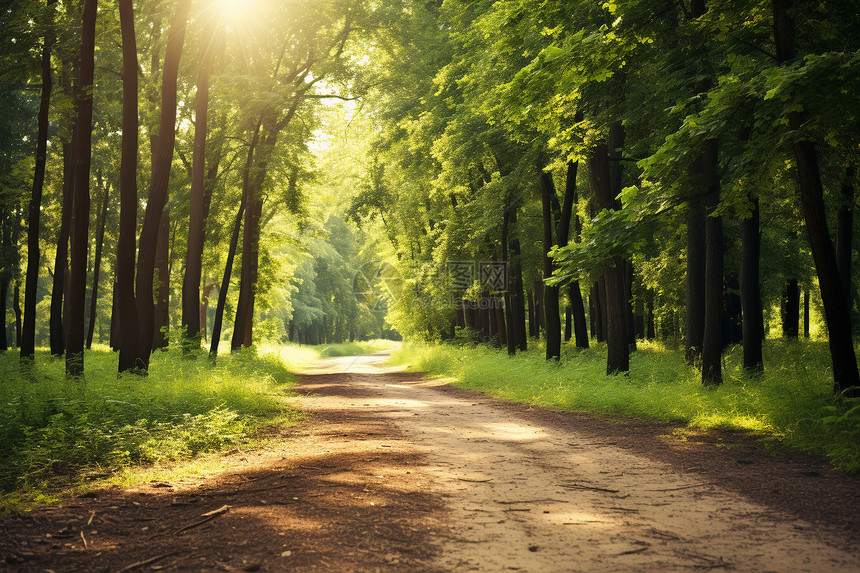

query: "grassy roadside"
(0, 340), (401, 512)
(389, 339), (860, 472)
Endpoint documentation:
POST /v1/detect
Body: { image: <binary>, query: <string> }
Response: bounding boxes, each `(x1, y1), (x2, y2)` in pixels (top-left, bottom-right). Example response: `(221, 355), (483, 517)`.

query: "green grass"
(390, 338), (860, 472)
(316, 339), (402, 357)
(0, 345), (304, 511)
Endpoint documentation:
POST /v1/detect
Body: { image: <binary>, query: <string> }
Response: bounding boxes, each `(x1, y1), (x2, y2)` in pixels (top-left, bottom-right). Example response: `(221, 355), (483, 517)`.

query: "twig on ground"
(115, 551), (178, 573)
(457, 478), (492, 483)
(617, 545), (649, 556)
(174, 505), (231, 535)
(560, 483), (620, 494)
(87, 510), (96, 526)
(495, 499), (568, 505)
(80, 531), (88, 550)
(651, 483), (717, 492)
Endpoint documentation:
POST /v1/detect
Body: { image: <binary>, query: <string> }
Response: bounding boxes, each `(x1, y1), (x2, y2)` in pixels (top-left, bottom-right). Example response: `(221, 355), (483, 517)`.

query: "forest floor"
(2, 352), (860, 572)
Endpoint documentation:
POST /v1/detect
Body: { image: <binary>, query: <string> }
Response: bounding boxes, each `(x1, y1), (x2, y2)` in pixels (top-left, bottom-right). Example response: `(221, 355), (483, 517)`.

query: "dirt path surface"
(2, 352), (859, 572)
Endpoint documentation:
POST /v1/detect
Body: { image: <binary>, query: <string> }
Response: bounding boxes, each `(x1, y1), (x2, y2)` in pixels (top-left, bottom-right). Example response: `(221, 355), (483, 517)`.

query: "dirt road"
(296, 353), (860, 572)
(2, 352), (859, 572)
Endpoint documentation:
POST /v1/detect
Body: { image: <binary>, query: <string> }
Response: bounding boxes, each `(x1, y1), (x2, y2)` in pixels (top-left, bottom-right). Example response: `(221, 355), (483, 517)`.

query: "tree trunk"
(527, 290), (536, 338)
(836, 167), (854, 314)
(570, 282), (588, 347)
(741, 196), (763, 371)
(182, 16), (221, 346)
(502, 208), (517, 355)
(86, 182), (110, 349)
(539, 170), (561, 360)
(66, 0), (97, 377)
(783, 278), (800, 338)
(701, 139), (723, 386)
(134, 0), (192, 370)
(774, 0), (859, 395)
(21, 0), (55, 358)
(803, 289), (810, 338)
(590, 126), (629, 374)
(50, 143), (74, 356)
(0, 279), (7, 350)
(210, 201), (244, 361)
(685, 159), (706, 364)
(14, 281), (21, 347)
(558, 158), (588, 349)
(116, 0), (140, 371)
(646, 291), (656, 340)
(508, 213), (527, 351)
(152, 212), (170, 350)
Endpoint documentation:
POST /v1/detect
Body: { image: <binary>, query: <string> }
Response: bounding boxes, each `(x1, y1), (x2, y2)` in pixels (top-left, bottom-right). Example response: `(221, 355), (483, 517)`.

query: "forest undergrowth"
(0, 341), (393, 512)
(390, 337), (860, 473)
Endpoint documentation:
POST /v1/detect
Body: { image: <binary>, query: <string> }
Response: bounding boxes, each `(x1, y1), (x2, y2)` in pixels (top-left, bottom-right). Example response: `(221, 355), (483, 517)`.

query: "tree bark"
(774, 0), (859, 395)
(210, 201), (244, 361)
(182, 16), (221, 346)
(152, 212), (170, 350)
(836, 167), (854, 314)
(65, 0), (97, 376)
(783, 278), (799, 338)
(701, 139), (723, 386)
(590, 126), (629, 374)
(741, 196), (763, 371)
(685, 158), (706, 364)
(134, 0), (192, 370)
(50, 143), (74, 356)
(559, 159), (588, 349)
(116, 0), (141, 371)
(539, 171), (561, 360)
(803, 289), (810, 338)
(21, 0), (55, 358)
(86, 182), (110, 349)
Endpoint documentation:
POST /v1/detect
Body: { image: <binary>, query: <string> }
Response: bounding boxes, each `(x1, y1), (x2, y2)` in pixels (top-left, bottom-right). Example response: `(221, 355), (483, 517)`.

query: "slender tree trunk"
(85, 183), (110, 349)
(134, 0), (192, 370)
(65, 0), (97, 377)
(210, 201), (244, 361)
(783, 279), (800, 338)
(14, 281), (21, 347)
(539, 171), (561, 360)
(646, 291), (656, 339)
(502, 209), (517, 355)
(774, 0), (859, 395)
(741, 196), (763, 371)
(701, 139), (723, 385)
(508, 212), (527, 351)
(50, 143), (74, 356)
(685, 160), (706, 364)
(182, 16), (221, 346)
(527, 290), (536, 338)
(21, 0), (55, 358)
(564, 306), (572, 341)
(590, 127), (629, 374)
(558, 158), (588, 349)
(836, 167), (854, 314)
(803, 289), (810, 338)
(152, 212), (170, 350)
(0, 279), (7, 350)
(116, 0), (140, 371)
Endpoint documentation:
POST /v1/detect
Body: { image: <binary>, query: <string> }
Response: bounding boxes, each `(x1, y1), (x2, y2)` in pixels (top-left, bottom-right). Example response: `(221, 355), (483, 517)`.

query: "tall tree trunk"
(86, 183), (110, 349)
(701, 139), (723, 385)
(502, 208), (517, 355)
(558, 159), (588, 349)
(152, 212), (170, 350)
(0, 279), (7, 350)
(527, 290), (536, 338)
(50, 143), (74, 356)
(134, 0), (192, 370)
(117, 0), (140, 371)
(590, 125), (629, 374)
(539, 170), (561, 360)
(508, 211), (527, 351)
(803, 289), (810, 338)
(21, 0), (55, 358)
(836, 167), (854, 314)
(685, 159), (707, 364)
(741, 196), (763, 371)
(774, 0), (859, 395)
(783, 279), (800, 338)
(646, 291), (656, 340)
(182, 16), (221, 346)
(210, 201), (244, 361)
(14, 280), (21, 347)
(65, 0), (97, 377)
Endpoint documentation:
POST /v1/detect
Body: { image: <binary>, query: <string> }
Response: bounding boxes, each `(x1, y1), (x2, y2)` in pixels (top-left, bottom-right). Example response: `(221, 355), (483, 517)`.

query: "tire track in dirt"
(294, 353), (860, 572)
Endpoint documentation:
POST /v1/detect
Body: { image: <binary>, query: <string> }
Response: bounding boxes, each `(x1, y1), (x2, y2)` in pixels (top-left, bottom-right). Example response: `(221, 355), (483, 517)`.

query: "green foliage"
(0, 346), (301, 505)
(391, 339), (860, 473)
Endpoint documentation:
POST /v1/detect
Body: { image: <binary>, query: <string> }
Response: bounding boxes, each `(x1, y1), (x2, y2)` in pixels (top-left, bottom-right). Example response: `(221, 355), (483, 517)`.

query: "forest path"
(293, 352), (860, 572)
(3, 352), (859, 572)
